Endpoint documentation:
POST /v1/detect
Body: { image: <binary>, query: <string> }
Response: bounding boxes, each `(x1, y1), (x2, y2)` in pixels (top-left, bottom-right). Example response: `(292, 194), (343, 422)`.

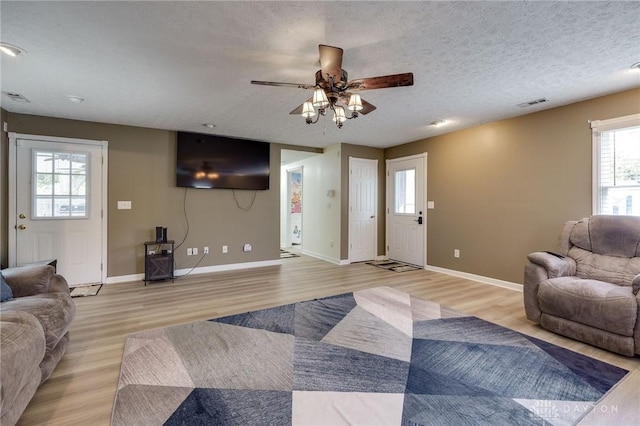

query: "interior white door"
(349, 158), (378, 262)
(12, 136), (105, 286)
(386, 154), (426, 267)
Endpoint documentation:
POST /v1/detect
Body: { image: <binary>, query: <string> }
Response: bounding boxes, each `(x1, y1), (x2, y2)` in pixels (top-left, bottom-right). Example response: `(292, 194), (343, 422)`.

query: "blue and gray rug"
(112, 287), (628, 425)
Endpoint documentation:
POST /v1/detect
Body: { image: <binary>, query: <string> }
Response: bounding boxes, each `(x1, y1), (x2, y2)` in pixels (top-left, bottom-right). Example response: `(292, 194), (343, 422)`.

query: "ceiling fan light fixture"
(333, 105), (347, 126)
(312, 88), (329, 108)
(251, 44), (413, 130)
(347, 94), (363, 111)
(301, 101), (316, 118)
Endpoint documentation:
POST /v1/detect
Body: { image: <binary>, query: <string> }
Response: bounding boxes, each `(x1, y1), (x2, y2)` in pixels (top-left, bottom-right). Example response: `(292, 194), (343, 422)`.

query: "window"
(592, 114), (640, 216)
(33, 150), (89, 218)
(394, 168), (415, 214)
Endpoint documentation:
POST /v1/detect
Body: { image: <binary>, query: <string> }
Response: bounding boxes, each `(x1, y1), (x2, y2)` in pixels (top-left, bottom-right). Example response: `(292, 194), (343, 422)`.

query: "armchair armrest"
(526, 251), (576, 278)
(633, 274), (640, 295)
(523, 252), (577, 323)
(1, 265), (69, 298)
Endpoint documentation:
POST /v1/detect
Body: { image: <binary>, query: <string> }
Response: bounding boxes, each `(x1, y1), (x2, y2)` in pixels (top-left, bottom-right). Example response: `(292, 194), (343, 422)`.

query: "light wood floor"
(18, 254), (639, 425)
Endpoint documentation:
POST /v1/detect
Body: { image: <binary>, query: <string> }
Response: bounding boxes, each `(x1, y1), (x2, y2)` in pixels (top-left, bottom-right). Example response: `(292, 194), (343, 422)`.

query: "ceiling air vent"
(517, 98), (548, 108)
(3, 91), (30, 102)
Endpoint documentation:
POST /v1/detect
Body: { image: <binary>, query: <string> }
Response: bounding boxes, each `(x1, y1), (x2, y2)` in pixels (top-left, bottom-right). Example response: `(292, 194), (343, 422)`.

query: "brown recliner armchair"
(523, 215), (640, 356)
(0, 265), (76, 426)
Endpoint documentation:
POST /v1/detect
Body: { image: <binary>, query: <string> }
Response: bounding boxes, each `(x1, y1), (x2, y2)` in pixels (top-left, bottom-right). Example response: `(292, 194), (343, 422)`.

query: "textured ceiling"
(1, 1), (639, 149)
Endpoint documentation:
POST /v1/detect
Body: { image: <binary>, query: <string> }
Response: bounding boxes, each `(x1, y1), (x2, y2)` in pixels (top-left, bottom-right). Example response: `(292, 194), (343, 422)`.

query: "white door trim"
(348, 157), (378, 263)
(385, 152), (428, 267)
(8, 133), (109, 283)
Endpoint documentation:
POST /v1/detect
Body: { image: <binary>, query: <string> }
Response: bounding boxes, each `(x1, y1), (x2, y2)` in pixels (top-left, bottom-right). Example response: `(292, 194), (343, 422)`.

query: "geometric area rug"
(111, 287), (629, 425)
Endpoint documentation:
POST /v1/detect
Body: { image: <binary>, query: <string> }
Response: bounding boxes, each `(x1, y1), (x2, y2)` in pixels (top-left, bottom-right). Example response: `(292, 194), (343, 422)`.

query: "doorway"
(286, 167), (303, 248)
(386, 153), (427, 267)
(8, 133), (108, 286)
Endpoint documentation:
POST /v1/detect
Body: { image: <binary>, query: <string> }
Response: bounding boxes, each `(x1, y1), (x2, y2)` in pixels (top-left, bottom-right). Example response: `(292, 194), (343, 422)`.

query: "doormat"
(70, 284), (103, 297)
(366, 260), (421, 273)
(280, 249), (300, 259)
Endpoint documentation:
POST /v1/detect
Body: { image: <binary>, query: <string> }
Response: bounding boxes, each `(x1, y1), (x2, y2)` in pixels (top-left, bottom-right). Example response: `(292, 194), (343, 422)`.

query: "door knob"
(19, 213), (26, 219)
(18, 224), (26, 230)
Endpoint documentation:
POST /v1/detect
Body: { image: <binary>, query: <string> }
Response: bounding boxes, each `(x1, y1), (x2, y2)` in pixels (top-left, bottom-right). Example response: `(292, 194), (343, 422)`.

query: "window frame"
(591, 113), (640, 216)
(31, 148), (91, 220)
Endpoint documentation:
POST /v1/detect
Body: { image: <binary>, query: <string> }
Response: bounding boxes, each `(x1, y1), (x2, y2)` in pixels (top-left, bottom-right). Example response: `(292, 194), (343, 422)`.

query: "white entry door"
(349, 157), (378, 262)
(386, 153), (427, 267)
(9, 133), (107, 286)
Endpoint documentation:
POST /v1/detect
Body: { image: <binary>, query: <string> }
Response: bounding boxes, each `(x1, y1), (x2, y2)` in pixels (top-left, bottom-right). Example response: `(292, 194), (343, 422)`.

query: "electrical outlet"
(204, 246), (209, 254)
(193, 247), (198, 255)
(187, 248), (193, 256)
(454, 249), (460, 258)
(222, 245), (228, 254)
(243, 244), (252, 252)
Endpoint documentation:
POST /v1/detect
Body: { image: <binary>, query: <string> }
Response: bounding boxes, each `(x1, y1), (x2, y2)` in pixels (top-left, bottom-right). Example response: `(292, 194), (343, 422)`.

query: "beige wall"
(2, 88), (638, 282)
(4, 113), (281, 277)
(386, 88), (640, 283)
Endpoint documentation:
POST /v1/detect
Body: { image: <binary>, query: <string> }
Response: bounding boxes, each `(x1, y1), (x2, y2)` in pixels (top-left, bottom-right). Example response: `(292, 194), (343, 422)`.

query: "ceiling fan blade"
(251, 80), (314, 90)
(359, 98), (377, 115)
(318, 44), (343, 82)
(289, 97), (313, 115)
(346, 73), (414, 91)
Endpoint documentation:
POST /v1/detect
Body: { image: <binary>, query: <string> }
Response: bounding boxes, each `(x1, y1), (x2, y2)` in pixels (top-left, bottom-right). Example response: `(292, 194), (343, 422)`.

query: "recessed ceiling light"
(202, 123), (216, 129)
(430, 120), (448, 127)
(67, 95), (84, 103)
(0, 42), (25, 57)
(630, 62), (640, 70)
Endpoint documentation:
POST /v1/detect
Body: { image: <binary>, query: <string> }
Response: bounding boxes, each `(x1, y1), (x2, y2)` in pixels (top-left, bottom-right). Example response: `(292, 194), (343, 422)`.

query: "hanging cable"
(175, 252), (207, 278)
(174, 188), (189, 251)
(232, 189), (258, 211)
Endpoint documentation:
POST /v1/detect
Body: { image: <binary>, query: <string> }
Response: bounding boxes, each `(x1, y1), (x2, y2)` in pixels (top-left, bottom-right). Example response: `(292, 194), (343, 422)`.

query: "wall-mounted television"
(176, 131), (270, 190)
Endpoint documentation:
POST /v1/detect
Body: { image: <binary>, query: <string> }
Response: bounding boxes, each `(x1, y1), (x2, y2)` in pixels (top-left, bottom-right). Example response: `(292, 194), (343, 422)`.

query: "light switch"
(427, 201), (435, 209)
(117, 201), (132, 210)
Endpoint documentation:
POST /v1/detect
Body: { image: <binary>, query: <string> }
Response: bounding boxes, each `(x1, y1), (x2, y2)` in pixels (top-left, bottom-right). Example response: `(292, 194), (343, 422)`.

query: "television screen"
(176, 132), (270, 190)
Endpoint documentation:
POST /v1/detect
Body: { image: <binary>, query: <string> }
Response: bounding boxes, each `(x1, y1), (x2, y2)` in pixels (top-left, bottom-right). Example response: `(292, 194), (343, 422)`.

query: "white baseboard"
(301, 249), (348, 265)
(174, 259), (282, 277)
(105, 259), (282, 284)
(105, 273), (144, 284)
(424, 265), (523, 292)
(104, 259), (521, 293)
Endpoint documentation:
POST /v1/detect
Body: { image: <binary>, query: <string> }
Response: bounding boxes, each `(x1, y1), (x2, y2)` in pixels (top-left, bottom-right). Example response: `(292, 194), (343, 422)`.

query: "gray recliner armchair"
(523, 215), (640, 356)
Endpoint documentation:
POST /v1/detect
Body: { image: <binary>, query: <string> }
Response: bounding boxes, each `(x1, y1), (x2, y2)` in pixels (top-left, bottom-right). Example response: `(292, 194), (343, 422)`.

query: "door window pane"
(32, 149), (90, 219)
(395, 168), (415, 214)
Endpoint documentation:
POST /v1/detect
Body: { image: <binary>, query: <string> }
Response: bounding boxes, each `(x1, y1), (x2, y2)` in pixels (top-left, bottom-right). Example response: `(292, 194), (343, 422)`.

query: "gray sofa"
(0, 265), (76, 426)
(524, 215), (640, 356)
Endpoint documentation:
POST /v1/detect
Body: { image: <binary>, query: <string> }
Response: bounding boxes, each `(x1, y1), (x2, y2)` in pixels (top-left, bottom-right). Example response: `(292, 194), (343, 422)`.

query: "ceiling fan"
(251, 45), (414, 128)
